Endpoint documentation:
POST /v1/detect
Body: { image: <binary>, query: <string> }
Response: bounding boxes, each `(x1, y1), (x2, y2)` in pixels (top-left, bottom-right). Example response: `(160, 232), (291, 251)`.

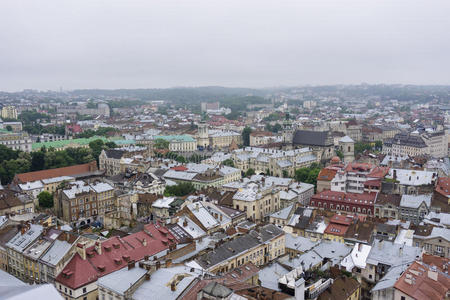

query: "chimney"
(77, 242), (87, 260)
(145, 273), (151, 281)
(95, 241), (102, 255)
(171, 282), (176, 291)
(166, 259), (172, 267)
(399, 246), (403, 256)
(128, 261), (135, 270)
(142, 238), (147, 246)
(428, 267), (438, 281)
(183, 219), (188, 227)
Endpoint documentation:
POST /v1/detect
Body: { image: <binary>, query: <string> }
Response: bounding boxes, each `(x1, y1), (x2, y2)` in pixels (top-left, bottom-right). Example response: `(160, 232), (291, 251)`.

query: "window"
(401, 297), (405, 300)
(83, 287), (87, 293)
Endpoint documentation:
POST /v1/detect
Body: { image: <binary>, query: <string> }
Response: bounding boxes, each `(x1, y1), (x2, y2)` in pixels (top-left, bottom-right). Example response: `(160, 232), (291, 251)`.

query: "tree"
(354, 142), (372, 155)
(222, 159), (235, 167)
(89, 139), (105, 163)
(294, 163), (321, 191)
(336, 149), (344, 160)
(245, 168), (255, 177)
(154, 138), (170, 149)
(5, 125), (12, 131)
(164, 182), (195, 197)
(242, 126), (252, 147)
(374, 140), (383, 151)
(31, 151), (46, 171)
(38, 191), (53, 208)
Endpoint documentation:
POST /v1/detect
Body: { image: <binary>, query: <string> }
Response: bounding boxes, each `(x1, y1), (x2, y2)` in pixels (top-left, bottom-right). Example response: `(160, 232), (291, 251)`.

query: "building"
(393, 261), (450, 300)
(317, 276), (360, 300)
(13, 161), (98, 185)
(316, 167), (339, 192)
(421, 130), (448, 158)
(331, 163), (389, 194)
(292, 130), (335, 161)
(5, 223), (44, 281)
(338, 136), (355, 163)
(374, 193), (401, 219)
(1, 106), (18, 119)
(383, 133), (428, 157)
(250, 131), (280, 147)
(153, 135), (197, 152)
(99, 146), (148, 176)
(195, 224), (285, 273)
(231, 182), (281, 222)
(310, 190), (376, 215)
(0, 130), (32, 152)
(232, 146), (317, 178)
(55, 223), (178, 300)
(0, 189), (34, 216)
(413, 226), (450, 258)
(399, 194), (431, 224)
(54, 181), (115, 227)
(323, 214), (355, 243)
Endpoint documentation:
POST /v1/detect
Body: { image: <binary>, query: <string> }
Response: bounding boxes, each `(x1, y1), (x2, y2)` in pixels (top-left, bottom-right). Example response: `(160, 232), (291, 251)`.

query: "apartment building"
(195, 224), (285, 273)
(0, 130), (32, 152)
(153, 135), (197, 152)
(54, 181), (115, 227)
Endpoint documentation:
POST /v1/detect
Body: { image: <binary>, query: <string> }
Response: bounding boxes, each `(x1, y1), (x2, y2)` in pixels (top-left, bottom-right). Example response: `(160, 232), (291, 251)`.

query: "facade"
(310, 190), (376, 216)
(0, 130), (32, 152)
(5, 224), (44, 281)
(232, 182), (281, 222)
(421, 130), (448, 158)
(0, 189), (34, 215)
(399, 194), (431, 224)
(413, 227), (450, 258)
(55, 223), (177, 300)
(232, 146), (317, 178)
(330, 163), (388, 194)
(195, 224), (285, 273)
(374, 193), (401, 219)
(1, 106), (18, 119)
(383, 133), (428, 157)
(54, 181), (115, 227)
(153, 135), (197, 152)
(292, 130), (335, 161)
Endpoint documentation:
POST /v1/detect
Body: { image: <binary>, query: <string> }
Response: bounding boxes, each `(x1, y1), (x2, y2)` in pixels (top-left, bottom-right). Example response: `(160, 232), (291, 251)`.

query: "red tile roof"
(170, 166), (188, 171)
(435, 177), (450, 197)
(317, 168), (338, 181)
(330, 214), (354, 226)
(394, 261), (450, 300)
(324, 223), (349, 236)
(344, 162), (374, 173)
(422, 254), (450, 273)
(14, 161), (98, 184)
(312, 190), (377, 205)
(367, 166), (390, 178)
(55, 223), (177, 289)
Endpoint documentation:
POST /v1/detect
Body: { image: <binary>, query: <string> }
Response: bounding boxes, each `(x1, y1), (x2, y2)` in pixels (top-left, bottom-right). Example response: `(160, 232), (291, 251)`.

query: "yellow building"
(196, 224), (285, 274)
(1, 106), (18, 119)
(232, 184), (280, 222)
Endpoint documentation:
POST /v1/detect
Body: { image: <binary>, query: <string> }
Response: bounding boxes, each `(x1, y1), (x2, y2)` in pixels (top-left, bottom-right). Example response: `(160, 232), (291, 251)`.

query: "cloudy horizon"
(1, 0), (449, 92)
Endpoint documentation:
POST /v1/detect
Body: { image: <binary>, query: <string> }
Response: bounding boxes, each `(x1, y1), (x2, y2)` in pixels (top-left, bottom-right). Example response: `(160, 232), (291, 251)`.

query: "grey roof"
(258, 262), (289, 291)
(202, 282), (232, 298)
(400, 194), (432, 209)
(270, 205), (295, 220)
(133, 266), (202, 300)
(279, 250), (322, 271)
(196, 224), (283, 269)
(6, 224), (43, 253)
(366, 240), (422, 267)
(97, 265), (147, 296)
(104, 149), (125, 159)
(293, 130), (332, 147)
(371, 263), (411, 292)
(40, 239), (76, 267)
(285, 234), (318, 253)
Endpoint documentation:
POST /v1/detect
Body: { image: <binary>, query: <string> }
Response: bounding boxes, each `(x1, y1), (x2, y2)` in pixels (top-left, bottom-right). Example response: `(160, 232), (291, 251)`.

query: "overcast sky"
(1, 0), (449, 91)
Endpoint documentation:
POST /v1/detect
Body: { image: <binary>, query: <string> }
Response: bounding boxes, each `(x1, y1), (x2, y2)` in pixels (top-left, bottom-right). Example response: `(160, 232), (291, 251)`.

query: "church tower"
(339, 135), (355, 163)
(198, 122), (209, 148)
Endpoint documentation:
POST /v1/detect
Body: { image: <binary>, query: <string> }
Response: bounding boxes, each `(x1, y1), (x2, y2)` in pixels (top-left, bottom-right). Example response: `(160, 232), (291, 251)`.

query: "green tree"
(38, 191), (53, 208)
(154, 138), (170, 149)
(245, 168), (256, 177)
(31, 151), (46, 171)
(242, 126), (252, 147)
(375, 140), (383, 151)
(5, 125), (12, 131)
(282, 170), (289, 178)
(336, 149), (344, 160)
(89, 139), (106, 163)
(222, 159), (235, 167)
(164, 182), (195, 196)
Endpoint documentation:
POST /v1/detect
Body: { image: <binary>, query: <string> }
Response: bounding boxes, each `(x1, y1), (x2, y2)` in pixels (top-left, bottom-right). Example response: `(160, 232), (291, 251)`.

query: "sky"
(0, 0), (449, 91)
